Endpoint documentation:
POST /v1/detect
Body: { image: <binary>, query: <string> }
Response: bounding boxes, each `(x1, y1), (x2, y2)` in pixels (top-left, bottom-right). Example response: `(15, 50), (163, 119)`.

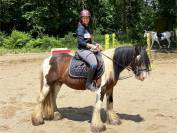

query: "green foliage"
(1, 30), (78, 51)
(3, 30), (30, 48)
(22, 7), (47, 34)
(0, 0), (176, 46)
(25, 36), (61, 49)
(0, 32), (6, 47)
(93, 29), (105, 46)
(60, 32), (77, 49)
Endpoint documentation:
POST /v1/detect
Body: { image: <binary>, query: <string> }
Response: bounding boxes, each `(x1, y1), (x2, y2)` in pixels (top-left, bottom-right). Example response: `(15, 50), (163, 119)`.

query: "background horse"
(144, 30), (175, 49)
(159, 31), (175, 48)
(31, 46), (151, 132)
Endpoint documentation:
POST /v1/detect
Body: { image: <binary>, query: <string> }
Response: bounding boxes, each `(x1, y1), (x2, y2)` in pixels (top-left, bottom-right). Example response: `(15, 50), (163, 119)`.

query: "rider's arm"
(76, 25), (87, 48)
(76, 24), (96, 49)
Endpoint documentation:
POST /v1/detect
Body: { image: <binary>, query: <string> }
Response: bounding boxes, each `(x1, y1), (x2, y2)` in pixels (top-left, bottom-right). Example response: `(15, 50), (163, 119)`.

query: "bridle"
(133, 66), (148, 76)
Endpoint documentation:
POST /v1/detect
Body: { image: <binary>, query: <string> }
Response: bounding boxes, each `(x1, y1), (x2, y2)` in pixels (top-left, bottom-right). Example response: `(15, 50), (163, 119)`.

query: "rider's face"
(81, 16), (90, 26)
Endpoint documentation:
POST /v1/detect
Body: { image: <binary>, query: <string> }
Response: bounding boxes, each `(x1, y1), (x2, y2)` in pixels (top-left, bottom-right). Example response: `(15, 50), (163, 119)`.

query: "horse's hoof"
(107, 119), (121, 125)
(90, 124), (106, 133)
(54, 111), (63, 121)
(31, 115), (44, 126)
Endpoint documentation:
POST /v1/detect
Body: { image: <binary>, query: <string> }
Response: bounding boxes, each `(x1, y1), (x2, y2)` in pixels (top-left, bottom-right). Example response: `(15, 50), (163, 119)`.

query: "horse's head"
(143, 30), (147, 38)
(130, 46), (151, 81)
(112, 46), (151, 81)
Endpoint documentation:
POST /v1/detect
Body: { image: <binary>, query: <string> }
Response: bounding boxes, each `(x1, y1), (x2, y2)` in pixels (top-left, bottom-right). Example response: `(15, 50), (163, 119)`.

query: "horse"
(31, 46), (151, 132)
(144, 30), (175, 49)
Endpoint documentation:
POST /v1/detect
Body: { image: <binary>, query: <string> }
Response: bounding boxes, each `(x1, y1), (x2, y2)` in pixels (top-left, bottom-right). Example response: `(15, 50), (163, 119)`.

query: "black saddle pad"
(69, 54), (104, 79)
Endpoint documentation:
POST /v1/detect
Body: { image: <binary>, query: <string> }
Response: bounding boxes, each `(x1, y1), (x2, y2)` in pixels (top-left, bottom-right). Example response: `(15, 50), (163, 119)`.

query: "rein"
(100, 52), (132, 71)
(119, 74), (133, 80)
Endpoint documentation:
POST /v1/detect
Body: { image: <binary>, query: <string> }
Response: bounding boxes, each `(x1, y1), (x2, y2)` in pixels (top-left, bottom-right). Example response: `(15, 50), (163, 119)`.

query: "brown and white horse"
(31, 46), (151, 132)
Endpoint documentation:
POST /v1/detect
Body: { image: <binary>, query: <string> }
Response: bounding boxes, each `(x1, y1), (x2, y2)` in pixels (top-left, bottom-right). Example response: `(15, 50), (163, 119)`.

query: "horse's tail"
(40, 70), (43, 91)
(40, 58), (55, 120)
(31, 57), (55, 126)
(42, 86), (54, 120)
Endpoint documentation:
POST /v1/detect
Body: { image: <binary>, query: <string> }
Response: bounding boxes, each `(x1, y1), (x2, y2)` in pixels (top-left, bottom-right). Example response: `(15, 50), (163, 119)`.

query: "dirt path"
(0, 52), (177, 133)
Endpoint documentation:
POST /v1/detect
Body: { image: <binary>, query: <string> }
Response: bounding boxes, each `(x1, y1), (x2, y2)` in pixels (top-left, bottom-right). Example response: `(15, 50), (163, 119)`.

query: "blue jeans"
(77, 49), (98, 70)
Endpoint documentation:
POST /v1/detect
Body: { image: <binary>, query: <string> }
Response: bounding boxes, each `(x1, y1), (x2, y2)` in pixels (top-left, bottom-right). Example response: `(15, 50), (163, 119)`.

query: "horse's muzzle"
(135, 70), (148, 81)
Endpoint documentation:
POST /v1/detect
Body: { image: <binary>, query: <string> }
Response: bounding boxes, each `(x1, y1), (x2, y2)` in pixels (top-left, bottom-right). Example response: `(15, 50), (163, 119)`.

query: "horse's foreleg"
(106, 90), (121, 125)
(157, 40), (162, 49)
(53, 82), (63, 120)
(151, 40), (154, 49)
(91, 85), (106, 132)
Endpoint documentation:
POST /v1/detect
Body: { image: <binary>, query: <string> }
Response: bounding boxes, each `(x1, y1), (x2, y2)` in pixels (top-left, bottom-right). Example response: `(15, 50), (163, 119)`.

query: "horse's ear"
(135, 46), (140, 55)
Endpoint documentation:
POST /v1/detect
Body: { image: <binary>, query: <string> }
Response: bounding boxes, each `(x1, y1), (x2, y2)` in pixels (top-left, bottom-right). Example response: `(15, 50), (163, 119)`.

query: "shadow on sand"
(58, 106), (144, 123)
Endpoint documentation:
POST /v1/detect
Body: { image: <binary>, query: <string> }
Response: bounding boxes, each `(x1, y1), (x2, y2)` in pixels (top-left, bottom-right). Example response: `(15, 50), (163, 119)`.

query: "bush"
(61, 32), (77, 49)
(0, 32), (6, 47)
(25, 36), (62, 49)
(93, 29), (105, 45)
(3, 30), (30, 49)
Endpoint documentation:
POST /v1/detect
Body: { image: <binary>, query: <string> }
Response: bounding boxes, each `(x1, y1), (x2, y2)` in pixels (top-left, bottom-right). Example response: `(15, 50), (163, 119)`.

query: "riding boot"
(86, 68), (98, 91)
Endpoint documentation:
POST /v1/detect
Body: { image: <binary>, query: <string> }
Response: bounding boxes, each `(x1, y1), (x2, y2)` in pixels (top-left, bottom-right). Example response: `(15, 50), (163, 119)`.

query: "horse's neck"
(113, 47), (135, 80)
(102, 48), (115, 65)
(102, 48), (116, 82)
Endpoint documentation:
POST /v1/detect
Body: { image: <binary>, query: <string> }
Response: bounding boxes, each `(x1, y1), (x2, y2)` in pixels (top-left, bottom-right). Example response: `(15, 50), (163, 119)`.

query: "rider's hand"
(87, 43), (96, 49)
(92, 44), (97, 49)
(96, 43), (104, 51)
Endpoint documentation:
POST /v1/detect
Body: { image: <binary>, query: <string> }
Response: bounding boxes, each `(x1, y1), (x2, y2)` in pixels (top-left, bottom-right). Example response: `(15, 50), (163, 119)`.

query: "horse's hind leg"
(53, 81), (63, 120)
(32, 56), (51, 125)
(31, 81), (50, 126)
(157, 40), (162, 49)
(167, 39), (171, 48)
(40, 81), (63, 121)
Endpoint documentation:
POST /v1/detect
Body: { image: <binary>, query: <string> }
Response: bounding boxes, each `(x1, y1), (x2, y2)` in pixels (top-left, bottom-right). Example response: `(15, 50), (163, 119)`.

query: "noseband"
(133, 67), (148, 76)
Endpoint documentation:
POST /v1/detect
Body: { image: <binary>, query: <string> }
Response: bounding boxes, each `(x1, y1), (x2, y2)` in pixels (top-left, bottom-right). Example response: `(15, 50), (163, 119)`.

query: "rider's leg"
(77, 50), (98, 91)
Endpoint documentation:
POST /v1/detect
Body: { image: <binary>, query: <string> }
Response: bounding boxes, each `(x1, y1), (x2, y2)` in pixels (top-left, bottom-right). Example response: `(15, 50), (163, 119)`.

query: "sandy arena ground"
(0, 51), (177, 133)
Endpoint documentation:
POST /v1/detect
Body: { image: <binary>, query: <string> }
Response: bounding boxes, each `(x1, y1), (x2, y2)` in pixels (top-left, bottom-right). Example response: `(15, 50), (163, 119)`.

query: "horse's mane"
(139, 47), (151, 72)
(113, 46), (136, 80)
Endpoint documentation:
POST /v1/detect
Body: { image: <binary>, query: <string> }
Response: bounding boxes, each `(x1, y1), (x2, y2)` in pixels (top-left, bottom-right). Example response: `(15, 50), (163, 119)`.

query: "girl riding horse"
(76, 9), (102, 91)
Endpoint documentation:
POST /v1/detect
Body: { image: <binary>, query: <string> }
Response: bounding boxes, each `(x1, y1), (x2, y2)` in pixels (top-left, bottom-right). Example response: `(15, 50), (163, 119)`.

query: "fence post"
(105, 34), (110, 49)
(146, 32), (153, 69)
(112, 33), (116, 48)
(146, 32), (151, 57)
